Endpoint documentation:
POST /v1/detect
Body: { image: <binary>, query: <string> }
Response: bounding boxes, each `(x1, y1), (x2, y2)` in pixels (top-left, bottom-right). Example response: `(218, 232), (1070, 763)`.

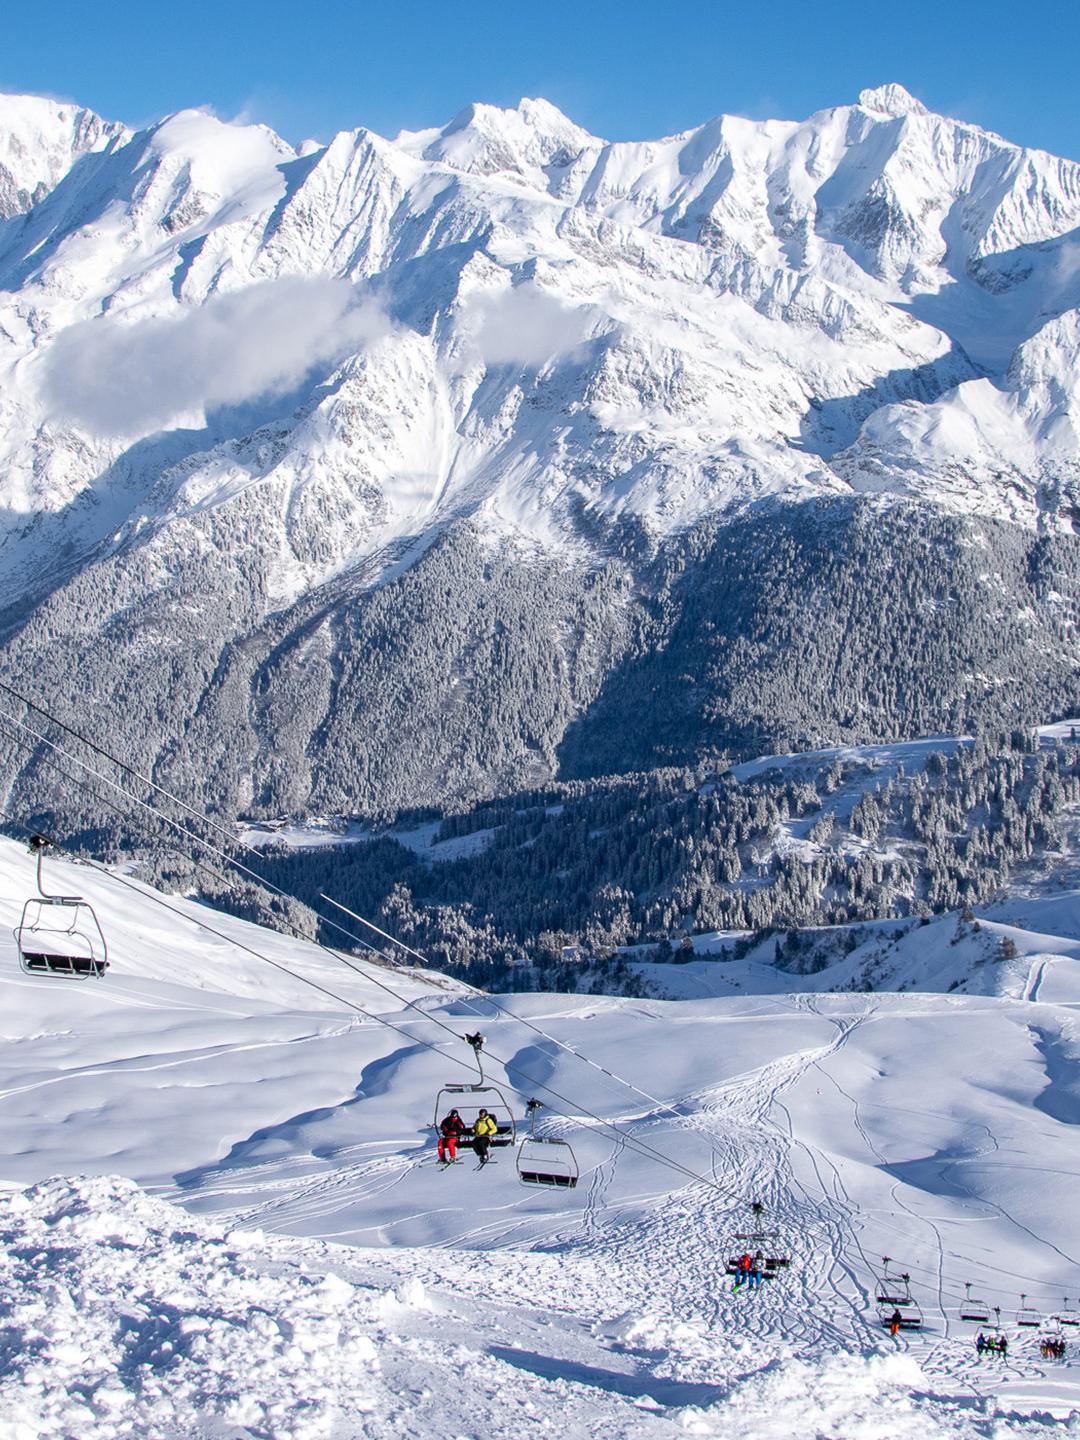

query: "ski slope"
(3, 836), (1080, 1437)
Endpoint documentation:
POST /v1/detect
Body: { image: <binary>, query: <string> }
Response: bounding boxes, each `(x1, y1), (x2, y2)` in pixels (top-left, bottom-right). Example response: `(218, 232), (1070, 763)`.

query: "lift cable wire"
(0, 700), (415, 976)
(0, 712), (734, 1198)
(0, 676), (718, 1146)
(321, 892), (705, 1137)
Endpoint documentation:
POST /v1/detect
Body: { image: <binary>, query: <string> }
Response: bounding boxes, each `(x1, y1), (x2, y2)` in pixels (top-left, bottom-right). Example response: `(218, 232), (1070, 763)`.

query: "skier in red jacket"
(438, 1108), (465, 1164)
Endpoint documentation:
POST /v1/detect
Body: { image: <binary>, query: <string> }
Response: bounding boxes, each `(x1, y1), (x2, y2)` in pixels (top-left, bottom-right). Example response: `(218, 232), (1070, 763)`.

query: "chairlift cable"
(322, 894), (718, 1138)
(0, 689), (730, 1177)
(0, 701), (403, 973)
(0, 675), (720, 1144)
(0, 717), (735, 1198)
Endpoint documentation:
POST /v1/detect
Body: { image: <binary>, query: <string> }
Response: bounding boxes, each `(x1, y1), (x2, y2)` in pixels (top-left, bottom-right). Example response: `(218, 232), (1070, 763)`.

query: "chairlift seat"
(517, 1138), (579, 1189)
(878, 1302), (923, 1330)
(16, 892), (109, 982)
(22, 950), (107, 977)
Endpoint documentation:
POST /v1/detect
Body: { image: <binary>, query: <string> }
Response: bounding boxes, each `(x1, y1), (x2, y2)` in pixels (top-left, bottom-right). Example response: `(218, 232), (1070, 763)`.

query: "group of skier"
(436, 1107), (498, 1167)
(976, 1331), (1009, 1358)
(733, 1251), (767, 1291)
(1040, 1336), (1067, 1361)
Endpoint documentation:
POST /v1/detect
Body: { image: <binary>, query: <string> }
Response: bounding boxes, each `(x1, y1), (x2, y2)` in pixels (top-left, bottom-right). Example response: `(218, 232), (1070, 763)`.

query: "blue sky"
(4, 0), (1079, 159)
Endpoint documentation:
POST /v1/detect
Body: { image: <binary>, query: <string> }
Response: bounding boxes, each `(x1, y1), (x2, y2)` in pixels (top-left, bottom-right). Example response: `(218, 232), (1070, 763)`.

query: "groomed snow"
(3, 835), (1080, 1436)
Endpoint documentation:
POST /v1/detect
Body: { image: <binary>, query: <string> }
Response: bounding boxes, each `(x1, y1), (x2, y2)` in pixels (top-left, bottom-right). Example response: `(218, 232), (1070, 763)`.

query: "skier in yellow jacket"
(473, 1108), (498, 1166)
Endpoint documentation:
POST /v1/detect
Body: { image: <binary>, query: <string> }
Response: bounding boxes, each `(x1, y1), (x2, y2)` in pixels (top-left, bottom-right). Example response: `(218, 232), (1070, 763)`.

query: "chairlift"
(874, 1258), (922, 1330)
(432, 1032), (515, 1151)
(1016, 1293), (1042, 1328)
(875, 1257), (913, 1306)
(516, 1099), (579, 1189)
(1039, 1321), (1068, 1361)
(14, 835), (108, 979)
(1056, 1297), (1080, 1328)
(723, 1200), (791, 1280)
(959, 1281), (992, 1325)
(974, 1309), (1006, 1354)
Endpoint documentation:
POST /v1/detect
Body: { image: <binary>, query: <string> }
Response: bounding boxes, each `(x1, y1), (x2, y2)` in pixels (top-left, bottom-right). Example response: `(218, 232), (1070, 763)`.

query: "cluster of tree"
(4, 497), (1080, 833)
(225, 729), (1080, 992)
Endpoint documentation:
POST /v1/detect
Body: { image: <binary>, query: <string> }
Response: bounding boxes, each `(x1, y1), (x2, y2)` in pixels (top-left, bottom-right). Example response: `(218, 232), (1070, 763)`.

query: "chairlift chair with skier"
(516, 1099), (579, 1189)
(14, 835), (109, 979)
(723, 1201), (791, 1280)
(432, 1032), (515, 1152)
(874, 1259), (923, 1330)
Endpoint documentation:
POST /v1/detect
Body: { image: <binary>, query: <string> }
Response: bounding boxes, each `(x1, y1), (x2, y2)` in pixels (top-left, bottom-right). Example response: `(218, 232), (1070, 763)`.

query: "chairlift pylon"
(516, 1098), (579, 1190)
(14, 835), (108, 979)
(723, 1200), (791, 1280)
(960, 1281), (992, 1325)
(432, 1031), (515, 1151)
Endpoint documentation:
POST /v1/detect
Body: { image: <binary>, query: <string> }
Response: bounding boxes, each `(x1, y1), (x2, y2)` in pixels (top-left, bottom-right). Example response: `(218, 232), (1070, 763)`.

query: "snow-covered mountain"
(2, 84), (1080, 819)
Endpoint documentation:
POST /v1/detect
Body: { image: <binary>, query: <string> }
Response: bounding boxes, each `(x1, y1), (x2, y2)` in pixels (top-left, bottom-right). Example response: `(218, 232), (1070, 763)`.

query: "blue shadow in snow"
(173, 1041), (427, 1190)
(1030, 1026), (1080, 1127)
(488, 1345), (729, 1408)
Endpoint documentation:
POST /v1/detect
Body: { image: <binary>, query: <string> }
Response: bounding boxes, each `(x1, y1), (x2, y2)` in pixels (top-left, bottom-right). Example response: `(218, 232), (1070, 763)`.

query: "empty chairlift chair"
(960, 1282), (992, 1325)
(1057, 1298), (1080, 1329)
(517, 1099), (579, 1190)
(432, 1032), (515, 1153)
(875, 1257), (923, 1331)
(1016, 1293), (1042, 1329)
(14, 835), (108, 979)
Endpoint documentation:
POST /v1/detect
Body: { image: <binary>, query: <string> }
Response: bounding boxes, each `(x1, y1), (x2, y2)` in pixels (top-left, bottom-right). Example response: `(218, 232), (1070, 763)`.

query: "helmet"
(478, 1108), (488, 1116)
(450, 1108), (459, 1116)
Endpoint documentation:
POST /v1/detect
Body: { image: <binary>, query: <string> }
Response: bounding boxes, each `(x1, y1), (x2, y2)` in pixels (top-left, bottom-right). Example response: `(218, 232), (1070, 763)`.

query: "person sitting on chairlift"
(473, 1108), (497, 1166)
(889, 1309), (902, 1337)
(747, 1251), (766, 1291)
(438, 1108), (465, 1164)
(735, 1252), (752, 1288)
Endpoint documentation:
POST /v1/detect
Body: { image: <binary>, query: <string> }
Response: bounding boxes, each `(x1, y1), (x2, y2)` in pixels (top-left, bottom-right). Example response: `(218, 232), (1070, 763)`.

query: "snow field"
(0, 1177), (381, 1440)
(4, 838), (1080, 1432)
(4, 1175), (1079, 1440)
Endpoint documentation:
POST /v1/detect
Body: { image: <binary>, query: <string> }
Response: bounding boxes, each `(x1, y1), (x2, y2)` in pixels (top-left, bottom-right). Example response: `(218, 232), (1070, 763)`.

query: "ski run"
(4, 825), (1080, 1439)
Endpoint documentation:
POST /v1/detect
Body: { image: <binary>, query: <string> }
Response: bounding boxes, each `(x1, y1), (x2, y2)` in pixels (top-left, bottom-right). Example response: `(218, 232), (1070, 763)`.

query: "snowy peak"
(0, 91), (127, 218)
(2, 83), (1080, 614)
(398, 95), (599, 184)
(857, 83), (929, 118)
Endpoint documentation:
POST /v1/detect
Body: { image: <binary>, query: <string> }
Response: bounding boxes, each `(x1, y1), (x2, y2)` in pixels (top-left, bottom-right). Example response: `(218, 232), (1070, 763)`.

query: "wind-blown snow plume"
(40, 278), (390, 436)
